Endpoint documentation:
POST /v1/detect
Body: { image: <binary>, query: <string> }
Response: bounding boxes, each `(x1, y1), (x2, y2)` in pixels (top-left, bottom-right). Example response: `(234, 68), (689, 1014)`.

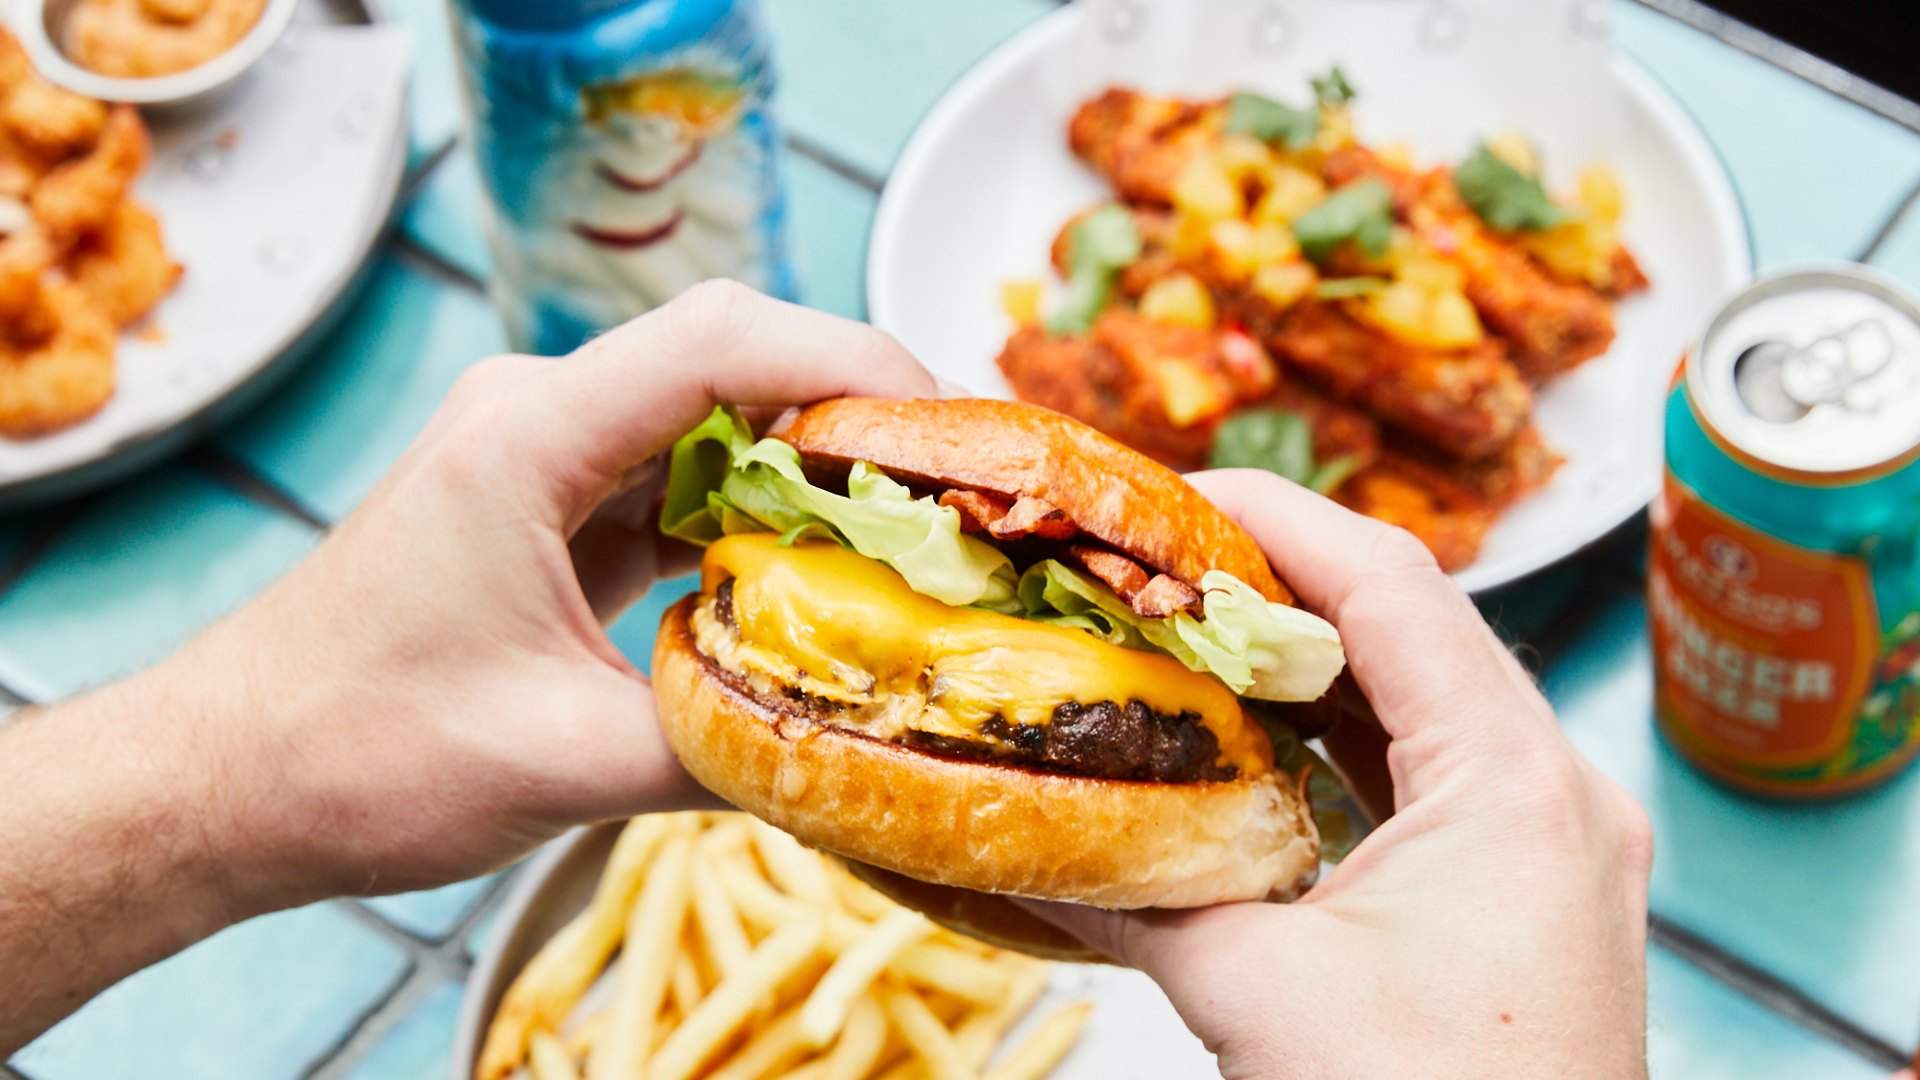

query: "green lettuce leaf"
(661, 407), (1017, 607)
(1012, 561), (1344, 703)
(662, 407), (1345, 702)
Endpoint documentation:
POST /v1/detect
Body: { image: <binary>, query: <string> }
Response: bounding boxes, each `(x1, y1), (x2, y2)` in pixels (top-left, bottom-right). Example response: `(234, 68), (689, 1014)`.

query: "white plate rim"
(0, 82), (408, 508)
(865, 4), (1756, 594)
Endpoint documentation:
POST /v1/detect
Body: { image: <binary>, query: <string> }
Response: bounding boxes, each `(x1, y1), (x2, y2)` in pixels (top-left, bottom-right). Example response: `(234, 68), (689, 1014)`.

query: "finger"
(1014, 899), (1272, 1007)
(529, 282), (937, 520)
(552, 675), (728, 821)
(1186, 469), (1546, 749)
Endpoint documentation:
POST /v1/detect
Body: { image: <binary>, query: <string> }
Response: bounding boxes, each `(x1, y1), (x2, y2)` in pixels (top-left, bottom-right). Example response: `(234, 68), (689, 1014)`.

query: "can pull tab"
(1780, 318), (1900, 409)
(1735, 317), (1912, 422)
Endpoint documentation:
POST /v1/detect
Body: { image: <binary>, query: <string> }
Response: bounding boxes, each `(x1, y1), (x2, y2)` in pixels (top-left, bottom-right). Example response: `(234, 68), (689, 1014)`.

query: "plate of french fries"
(457, 813), (1219, 1080)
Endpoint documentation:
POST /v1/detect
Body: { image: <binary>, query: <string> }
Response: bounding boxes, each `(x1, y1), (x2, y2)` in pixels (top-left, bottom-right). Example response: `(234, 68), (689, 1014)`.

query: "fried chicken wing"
(1068, 88), (1224, 206)
(1237, 297), (1530, 460)
(1324, 145), (1621, 377)
(996, 311), (1241, 470)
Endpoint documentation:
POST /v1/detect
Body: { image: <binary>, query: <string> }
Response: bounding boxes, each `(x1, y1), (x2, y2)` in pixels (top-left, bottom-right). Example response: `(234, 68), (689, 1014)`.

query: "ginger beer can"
(1649, 265), (1920, 797)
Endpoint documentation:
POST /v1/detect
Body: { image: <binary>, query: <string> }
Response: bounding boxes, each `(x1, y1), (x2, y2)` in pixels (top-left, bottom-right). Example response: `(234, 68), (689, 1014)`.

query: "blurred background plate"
(867, 1), (1752, 593)
(0, 21), (409, 509)
(453, 823), (1222, 1080)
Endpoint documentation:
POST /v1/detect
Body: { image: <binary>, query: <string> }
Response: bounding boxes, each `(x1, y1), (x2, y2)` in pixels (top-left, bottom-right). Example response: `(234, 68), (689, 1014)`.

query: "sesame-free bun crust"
(653, 599), (1321, 910)
(774, 397), (1290, 603)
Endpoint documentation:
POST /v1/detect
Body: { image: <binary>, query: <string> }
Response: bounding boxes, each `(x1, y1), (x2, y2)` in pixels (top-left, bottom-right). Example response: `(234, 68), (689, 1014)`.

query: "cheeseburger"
(653, 398), (1347, 928)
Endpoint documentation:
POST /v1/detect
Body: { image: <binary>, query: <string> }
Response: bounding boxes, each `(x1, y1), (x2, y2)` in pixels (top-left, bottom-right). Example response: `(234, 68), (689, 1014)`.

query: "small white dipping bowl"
(15, 0), (301, 108)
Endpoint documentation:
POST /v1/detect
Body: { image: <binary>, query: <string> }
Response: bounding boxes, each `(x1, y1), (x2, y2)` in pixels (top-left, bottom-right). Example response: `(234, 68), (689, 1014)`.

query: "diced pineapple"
(1215, 135), (1278, 186)
(1576, 165), (1624, 222)
(1311, 105), (1356, 155)
(1519, 164), (1626, 288)
(1425, 292), (1485, 348)
(1251, 164), (1327, 226)
(1251, 260), (1317, 309)
(1173, 155), (1243, 221)
(1375, 142), (1416, 172)
(1354, 282), (1485, 349)
(1170, 210), (1212, 262)
(1486, 131), (1541, 176)
(1396, 249), (1466, 294)
(1208, 220), (1298, 281)
(1140, 272), (1217, 329)
(1154, 360), (1232, 427)
(999, 279), (1045, 327)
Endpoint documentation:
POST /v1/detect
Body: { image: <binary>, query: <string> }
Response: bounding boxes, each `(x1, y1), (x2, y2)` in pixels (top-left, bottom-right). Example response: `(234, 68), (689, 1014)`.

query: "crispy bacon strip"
(990, 494), (1078, 541)
(938, 489), (1011, 533)
(1069, 543), (1202, 617)
(1069, 543), (1150, 599)
(1134, 574), (1203, 618)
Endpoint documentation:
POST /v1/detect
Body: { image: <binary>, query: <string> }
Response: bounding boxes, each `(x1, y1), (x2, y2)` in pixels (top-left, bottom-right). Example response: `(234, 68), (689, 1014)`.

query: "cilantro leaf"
(1311, 275), (1390, 300)
(1226, 91), (1319, 150)
(1292, 180), (1394, 263)
(1312, 66), (1356, 106)
(1453, 143), (1570, 232)
(1046, 204), (1142, 334)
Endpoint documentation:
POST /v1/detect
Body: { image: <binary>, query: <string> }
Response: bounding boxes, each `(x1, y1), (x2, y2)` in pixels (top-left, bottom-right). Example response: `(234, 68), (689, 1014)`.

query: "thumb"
(1014, 898), (1274, 1003)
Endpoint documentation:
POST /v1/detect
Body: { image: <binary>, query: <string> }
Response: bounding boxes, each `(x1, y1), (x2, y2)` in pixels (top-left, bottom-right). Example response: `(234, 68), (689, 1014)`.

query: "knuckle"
(446, 354), (535, 409)
(1613, 792), (1655, 875)
(660, 278), (758, 350)
(1363, 523), (1440, 577)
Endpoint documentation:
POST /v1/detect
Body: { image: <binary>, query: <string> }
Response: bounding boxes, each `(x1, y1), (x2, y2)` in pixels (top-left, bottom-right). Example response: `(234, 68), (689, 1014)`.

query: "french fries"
(476, 812), (1091, 1080)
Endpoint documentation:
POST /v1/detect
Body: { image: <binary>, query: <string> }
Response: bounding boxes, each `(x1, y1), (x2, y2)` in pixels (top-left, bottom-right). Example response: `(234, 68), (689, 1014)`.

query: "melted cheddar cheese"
(698, 534), (1272, 776)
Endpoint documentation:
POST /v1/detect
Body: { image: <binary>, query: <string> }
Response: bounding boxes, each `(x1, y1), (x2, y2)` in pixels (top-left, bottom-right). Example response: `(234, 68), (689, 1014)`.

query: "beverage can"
(446, 0), (795, 354)
(1649, 264), (1920, 797)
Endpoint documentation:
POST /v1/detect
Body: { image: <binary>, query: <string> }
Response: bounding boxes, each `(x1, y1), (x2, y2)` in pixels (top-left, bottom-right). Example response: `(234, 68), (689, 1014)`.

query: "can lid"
(1691, 265), (1920, 477)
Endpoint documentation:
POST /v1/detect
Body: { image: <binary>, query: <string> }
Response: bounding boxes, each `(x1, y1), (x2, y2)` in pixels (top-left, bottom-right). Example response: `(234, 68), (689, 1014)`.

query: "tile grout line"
(1856, 175), (1920, 264)
(1649, 913), (1913, 1070)
(298, 955), (418, 1080)
(786, 130), (886, 194)
(308, 872), (520, 1075)
(188, 447), (335, 532)
(389, 229), (488, 295)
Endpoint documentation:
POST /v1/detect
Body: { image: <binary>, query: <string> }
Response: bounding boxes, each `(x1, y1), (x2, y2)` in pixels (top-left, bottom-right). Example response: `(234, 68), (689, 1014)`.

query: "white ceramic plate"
(867, 0), (1753, 593)
(0, 23), (411, 508)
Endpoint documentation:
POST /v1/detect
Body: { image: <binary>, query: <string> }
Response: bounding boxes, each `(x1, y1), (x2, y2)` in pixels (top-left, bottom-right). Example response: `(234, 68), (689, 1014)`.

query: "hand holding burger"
(0, 282), (1653, 1076)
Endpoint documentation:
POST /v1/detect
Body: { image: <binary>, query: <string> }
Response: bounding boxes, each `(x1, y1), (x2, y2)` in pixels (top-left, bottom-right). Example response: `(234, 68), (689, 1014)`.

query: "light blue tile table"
(4, 2), (1919, 1077)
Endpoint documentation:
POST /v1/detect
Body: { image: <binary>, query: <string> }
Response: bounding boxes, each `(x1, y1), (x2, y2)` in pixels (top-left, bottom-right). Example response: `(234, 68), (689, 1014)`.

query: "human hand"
(165, 281), (940, 914)
(1023, 469), (1655, 1079)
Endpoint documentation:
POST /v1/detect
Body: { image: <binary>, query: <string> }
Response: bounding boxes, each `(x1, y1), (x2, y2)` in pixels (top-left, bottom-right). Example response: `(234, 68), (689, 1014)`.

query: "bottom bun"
(841, 860), (1108, 964)
(653, 597), (1321, 909)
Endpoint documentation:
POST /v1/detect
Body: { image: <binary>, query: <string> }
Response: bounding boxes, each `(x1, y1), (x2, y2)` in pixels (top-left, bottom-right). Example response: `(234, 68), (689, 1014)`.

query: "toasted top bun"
(653, 599), (1322, 910)
(774, 397), (1290, 602)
